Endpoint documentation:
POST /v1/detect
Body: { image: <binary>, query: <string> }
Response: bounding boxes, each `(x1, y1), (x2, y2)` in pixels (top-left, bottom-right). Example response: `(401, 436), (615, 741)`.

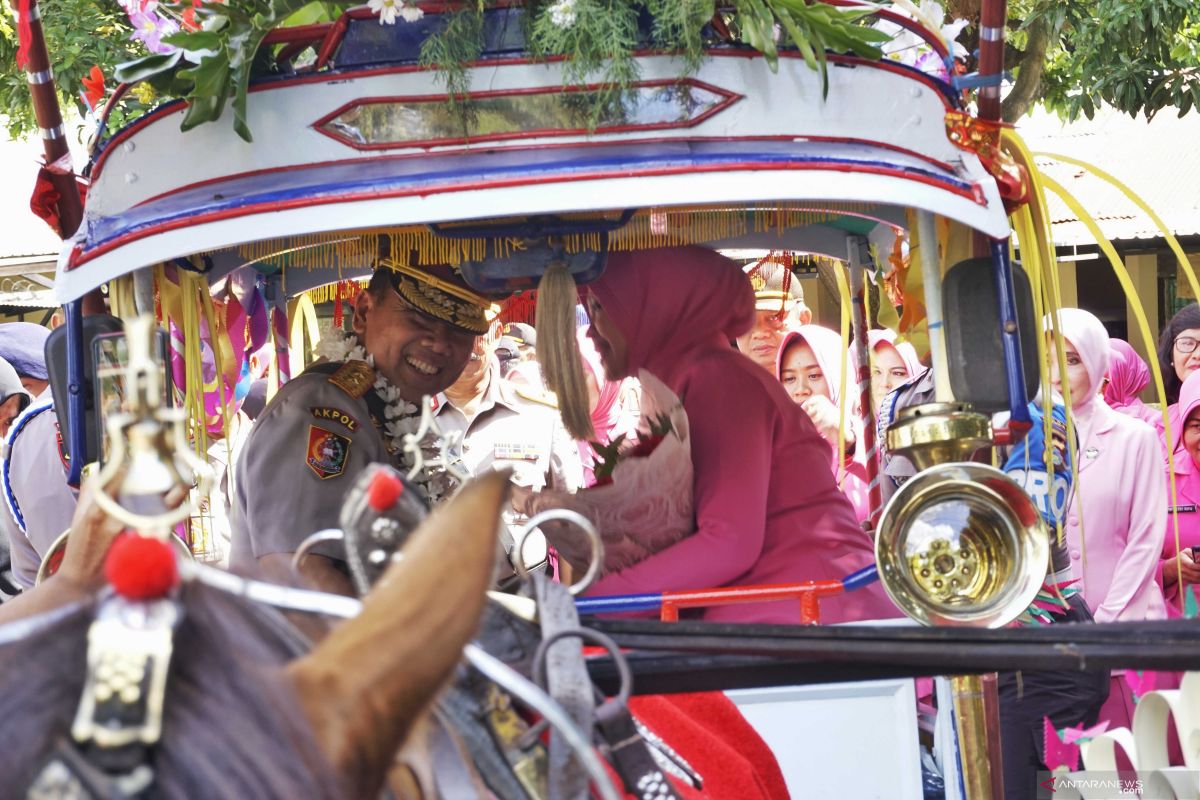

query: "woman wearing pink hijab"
(582, 247), (895, 624)
(775, 326), (870, 523)
(1104, 338), (1161, 429)
(867, 329), (923, 415)
(1050, 308), (1167, 730)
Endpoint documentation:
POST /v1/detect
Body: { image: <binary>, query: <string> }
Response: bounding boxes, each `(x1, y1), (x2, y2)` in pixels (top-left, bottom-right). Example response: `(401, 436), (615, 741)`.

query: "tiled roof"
(1016, 108), (1200, 246)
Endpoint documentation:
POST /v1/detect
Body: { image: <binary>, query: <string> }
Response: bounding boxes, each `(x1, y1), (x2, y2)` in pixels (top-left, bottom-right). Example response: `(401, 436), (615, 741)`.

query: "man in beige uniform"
(434, 335), (583, 566)
(231, 259), (495, 595)
(735, 260), (812, 372)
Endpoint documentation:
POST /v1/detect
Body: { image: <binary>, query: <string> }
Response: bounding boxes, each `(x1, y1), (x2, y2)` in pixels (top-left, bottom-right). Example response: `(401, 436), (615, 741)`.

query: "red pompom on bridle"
(104, 532), (179, 600)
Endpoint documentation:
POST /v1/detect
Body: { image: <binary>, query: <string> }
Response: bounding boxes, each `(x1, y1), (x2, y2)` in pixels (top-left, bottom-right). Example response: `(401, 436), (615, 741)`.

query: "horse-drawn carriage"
(10, 1), (1200, 798)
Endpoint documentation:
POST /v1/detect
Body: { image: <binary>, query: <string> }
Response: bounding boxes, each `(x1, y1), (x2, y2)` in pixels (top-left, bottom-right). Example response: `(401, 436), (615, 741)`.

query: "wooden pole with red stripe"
(17, 0), (84, 238)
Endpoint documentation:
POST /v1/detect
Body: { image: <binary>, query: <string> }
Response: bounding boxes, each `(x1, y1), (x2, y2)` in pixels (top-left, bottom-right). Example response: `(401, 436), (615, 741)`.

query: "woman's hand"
(800, 395), (855, 450)
(1163, 549), (1200, 588)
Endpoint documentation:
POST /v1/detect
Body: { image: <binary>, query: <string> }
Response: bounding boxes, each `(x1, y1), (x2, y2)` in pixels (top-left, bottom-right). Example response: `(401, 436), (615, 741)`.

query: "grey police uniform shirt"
(231, 368), (390, 571)
(1, 390), (79, 588)
(433, 374), (584, 494)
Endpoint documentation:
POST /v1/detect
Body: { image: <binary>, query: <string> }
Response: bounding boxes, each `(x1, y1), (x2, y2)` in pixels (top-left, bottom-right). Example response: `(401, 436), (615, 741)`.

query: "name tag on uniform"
(1171, 504), (1197, 513)
(494, 442), (539, 462)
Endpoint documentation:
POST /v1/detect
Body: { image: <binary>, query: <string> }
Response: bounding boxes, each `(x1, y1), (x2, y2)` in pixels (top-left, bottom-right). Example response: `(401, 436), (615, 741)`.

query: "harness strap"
(534, 574), (594, 800)
(1, 400), (56, 533)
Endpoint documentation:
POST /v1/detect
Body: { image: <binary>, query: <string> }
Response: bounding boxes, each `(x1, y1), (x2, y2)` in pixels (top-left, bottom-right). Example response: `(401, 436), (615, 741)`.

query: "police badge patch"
(307, 425), (351, 480)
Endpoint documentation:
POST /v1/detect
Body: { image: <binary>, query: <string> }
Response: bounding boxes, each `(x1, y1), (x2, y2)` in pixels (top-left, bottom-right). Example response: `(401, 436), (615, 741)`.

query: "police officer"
(735, 259), (812, 372)
(435, 333), (583, 568)
(231, 259), (495, 595)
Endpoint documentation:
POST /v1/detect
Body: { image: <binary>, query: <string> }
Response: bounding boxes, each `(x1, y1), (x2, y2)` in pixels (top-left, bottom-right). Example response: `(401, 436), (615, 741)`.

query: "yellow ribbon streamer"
(1037, 173), (1184, 613)
(833, 261), (852, 471)
(289, 293), (322, 376)
(1033, 151), (1200, 303)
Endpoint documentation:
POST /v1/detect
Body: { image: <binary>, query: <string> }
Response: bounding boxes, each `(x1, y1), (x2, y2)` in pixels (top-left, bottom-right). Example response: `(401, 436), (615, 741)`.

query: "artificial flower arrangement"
(528, 370), (693, 576)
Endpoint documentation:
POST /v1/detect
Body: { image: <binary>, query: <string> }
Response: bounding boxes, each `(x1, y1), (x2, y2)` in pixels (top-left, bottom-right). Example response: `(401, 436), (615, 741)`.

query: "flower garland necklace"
(315, 330), (460, 503)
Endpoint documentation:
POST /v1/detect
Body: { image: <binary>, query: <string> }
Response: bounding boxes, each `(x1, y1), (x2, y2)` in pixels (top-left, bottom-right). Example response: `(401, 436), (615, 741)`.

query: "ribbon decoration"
(945, 110), (1030, 213)
(289, 292), (321, 379)
(15, 0), (33, 70)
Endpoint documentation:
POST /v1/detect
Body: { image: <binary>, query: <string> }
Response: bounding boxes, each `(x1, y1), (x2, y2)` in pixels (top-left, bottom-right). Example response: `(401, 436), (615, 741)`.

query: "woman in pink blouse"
(581, 246), (895, 624)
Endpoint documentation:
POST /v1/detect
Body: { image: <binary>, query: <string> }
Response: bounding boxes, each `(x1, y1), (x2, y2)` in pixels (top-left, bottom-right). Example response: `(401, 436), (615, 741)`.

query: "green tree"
(0, 0), (142, 139)
(950, 0), (1200, 122)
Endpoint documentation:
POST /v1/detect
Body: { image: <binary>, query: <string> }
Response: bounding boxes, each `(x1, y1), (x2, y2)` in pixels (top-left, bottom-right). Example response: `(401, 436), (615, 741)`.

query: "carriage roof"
(54, 7), (1009, 303)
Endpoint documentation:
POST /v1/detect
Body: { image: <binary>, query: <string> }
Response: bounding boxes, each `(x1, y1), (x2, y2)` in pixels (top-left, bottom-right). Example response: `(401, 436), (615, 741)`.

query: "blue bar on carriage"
(65, 299), (86, 486)
(841, 565), (879, 593)
(575, 593), (665, 616)
(990, 239), (1033, 429)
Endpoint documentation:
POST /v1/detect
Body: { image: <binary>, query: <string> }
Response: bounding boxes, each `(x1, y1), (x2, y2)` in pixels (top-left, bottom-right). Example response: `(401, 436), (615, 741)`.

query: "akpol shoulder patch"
(307, 425), (351, 480)
(311, 406), (359, 431)
(329, 360), (375, 399)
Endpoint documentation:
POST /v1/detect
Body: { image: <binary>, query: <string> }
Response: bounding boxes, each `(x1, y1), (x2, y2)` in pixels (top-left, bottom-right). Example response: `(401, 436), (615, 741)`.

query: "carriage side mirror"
(941, 257), (1039, 414)
(46, 314), (123, 470)
(46, 316), (172, 470)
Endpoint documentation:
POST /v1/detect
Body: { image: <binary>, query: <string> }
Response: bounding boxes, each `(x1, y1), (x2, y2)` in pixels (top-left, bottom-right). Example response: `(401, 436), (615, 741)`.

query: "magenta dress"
(584, 247), (896, 625)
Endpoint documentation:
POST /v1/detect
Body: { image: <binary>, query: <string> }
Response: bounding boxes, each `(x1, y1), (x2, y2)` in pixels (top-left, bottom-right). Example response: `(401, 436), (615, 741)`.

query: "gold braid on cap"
(378, 258), (490, 335)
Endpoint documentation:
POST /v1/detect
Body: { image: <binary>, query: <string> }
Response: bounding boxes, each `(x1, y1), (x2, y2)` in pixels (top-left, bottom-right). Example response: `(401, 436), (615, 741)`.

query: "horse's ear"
(287, 471), (509, 798)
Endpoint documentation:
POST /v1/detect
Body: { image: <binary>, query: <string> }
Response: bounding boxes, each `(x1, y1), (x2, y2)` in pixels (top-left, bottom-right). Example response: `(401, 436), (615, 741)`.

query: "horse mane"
(0, 583), (346, 799)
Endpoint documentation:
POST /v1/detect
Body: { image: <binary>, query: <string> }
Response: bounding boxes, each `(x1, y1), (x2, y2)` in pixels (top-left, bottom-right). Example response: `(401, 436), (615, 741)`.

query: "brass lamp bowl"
(875, 462), (1050, 628)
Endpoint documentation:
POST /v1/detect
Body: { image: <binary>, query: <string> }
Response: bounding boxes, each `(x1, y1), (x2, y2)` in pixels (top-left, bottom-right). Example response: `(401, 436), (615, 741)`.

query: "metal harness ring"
(514, 509), (603, 596)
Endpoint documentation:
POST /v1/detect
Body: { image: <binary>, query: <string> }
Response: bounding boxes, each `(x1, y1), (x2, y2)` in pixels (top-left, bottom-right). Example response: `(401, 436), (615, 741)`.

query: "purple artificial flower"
(129, 8), (180, 54)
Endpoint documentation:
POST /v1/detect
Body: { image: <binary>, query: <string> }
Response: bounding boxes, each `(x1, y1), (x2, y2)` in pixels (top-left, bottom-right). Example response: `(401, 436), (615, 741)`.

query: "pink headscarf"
(1171, 370), (1200, 453)
(867, 328), (923, 379)
(589, 247), (755, 389)
(1104, 338), (1150, 408)
(577, 327), (627, 444)
(1047, 308), (1111, 412)
(775, 325), (870, 522)
(775, 325), (853, 408)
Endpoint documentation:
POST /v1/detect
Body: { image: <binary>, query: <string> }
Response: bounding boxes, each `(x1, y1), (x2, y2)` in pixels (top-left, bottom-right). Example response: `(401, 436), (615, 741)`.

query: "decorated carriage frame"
(19, 0), (1200, 797)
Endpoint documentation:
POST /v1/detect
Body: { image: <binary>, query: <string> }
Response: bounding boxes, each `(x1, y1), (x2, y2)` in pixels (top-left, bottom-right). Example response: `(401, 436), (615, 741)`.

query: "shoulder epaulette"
(328, 360), (375, 399)
(512, 385), (559, 409)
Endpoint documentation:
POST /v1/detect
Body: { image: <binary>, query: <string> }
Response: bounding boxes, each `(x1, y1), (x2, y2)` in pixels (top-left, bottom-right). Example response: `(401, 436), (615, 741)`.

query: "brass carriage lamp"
(875, 401), (1050, 800)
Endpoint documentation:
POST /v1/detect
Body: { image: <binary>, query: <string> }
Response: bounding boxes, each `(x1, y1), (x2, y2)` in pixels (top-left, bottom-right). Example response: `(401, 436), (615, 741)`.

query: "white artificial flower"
(548, 0), (577, 28)
(398, 3), (424, 23)
(368, 0), (398, 26)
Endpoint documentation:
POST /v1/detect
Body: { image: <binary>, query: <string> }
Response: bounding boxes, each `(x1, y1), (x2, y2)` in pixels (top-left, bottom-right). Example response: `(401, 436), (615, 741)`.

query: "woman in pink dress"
(1104, 338), (1162, 429)
(1052, 308), (1167, 731)
(581, 246), (895, 624)
(775, 326), (870, 524)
